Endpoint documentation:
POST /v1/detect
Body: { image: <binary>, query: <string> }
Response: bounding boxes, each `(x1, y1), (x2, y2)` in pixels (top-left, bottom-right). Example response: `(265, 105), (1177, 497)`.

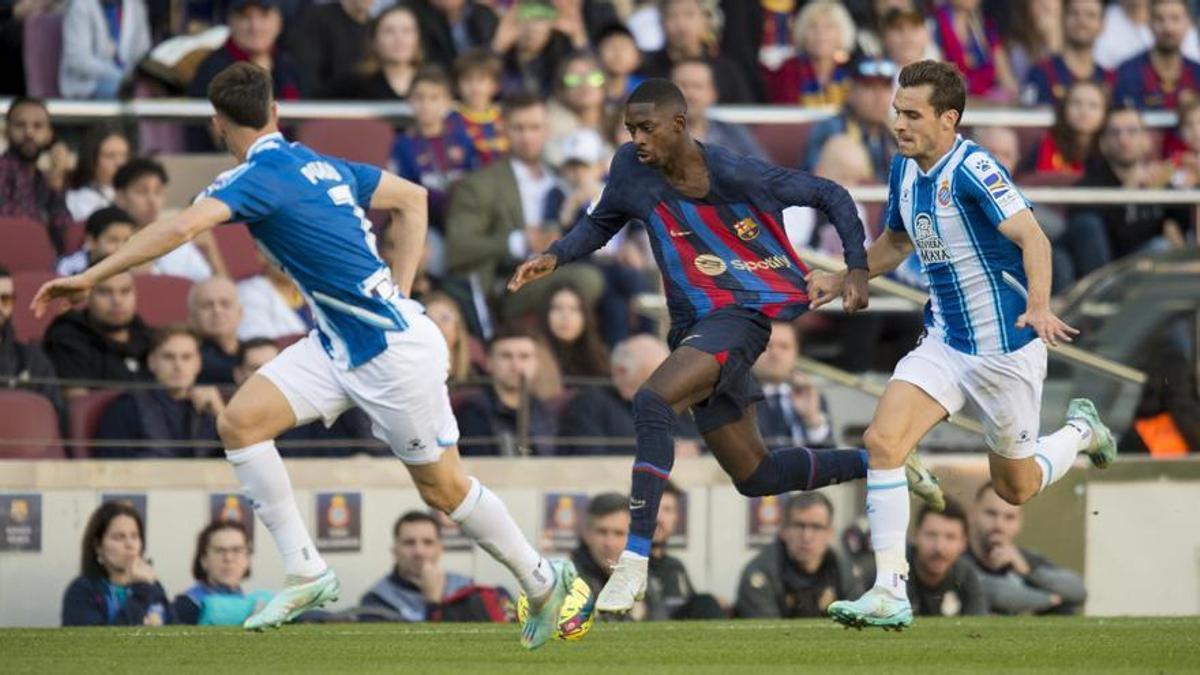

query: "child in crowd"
(451, 49), (508, 167)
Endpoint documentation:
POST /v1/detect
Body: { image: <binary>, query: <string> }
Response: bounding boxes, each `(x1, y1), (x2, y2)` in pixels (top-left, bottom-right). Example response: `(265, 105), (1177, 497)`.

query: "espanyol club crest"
(734, 217), (760, 241)
(937, 179), (952, 207)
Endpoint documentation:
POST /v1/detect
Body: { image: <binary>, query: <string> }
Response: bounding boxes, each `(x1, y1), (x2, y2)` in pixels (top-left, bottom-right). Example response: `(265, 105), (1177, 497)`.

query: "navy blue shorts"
(667, 306), (773, 434)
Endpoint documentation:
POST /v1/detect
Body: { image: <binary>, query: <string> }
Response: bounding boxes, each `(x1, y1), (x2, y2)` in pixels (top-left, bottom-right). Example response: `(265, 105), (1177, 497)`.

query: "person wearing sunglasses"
(0, 265), (66, 420)
(803, 56), (899, 182)
(547, 52), (614, 167)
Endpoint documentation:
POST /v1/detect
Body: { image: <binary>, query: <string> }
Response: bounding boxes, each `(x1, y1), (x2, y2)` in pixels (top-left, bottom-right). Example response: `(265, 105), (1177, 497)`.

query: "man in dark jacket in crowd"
(645, 482), (721, 620)
(0, 265), (64, 417)
(908, 498), (989, 617)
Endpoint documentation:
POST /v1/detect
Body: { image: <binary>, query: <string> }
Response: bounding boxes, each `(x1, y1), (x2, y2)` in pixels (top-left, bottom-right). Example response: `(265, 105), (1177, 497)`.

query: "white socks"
(450, 477), (555, 601)
(1035, 421), (1091, 492)
(226, 441), (327, 578)
(866, 467), (910, 599)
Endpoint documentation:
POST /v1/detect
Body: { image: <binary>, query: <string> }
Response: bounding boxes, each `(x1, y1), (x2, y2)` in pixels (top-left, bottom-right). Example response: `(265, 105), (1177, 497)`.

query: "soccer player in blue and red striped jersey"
(508, 78), (944, 615)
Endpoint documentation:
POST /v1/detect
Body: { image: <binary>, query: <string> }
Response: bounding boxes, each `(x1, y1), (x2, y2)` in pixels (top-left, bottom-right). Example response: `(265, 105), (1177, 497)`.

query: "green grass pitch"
(4, 617), (1199, 673)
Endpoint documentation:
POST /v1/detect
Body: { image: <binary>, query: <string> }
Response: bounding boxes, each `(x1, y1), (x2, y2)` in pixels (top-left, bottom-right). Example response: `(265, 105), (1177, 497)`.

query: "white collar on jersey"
(917, 134), (965, 178)
(246, 132), (285, 160)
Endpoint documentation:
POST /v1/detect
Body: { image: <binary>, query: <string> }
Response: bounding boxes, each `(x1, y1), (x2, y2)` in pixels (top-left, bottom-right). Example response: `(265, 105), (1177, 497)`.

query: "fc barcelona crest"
(734, 217), (760, 241)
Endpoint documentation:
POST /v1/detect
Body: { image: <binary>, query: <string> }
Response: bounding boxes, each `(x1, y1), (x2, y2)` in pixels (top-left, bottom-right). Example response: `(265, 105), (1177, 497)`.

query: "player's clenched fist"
(805, 268), (869, 312)
(507, 253), (559, 292)
(841, 268), (870, 313)
(30, 274), (93, 318)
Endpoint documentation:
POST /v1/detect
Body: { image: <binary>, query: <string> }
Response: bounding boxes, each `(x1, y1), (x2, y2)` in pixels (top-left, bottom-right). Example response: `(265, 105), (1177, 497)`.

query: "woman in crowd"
(764, 0), (856, 106)
(1004, 0), (1063, 85)
(327, 5), (423, 100)
(65, 126), (131, 222)
(639, 0), (752, 103)
(173, 520), (272, 625)
(423, 291), (475, 383)
(538, 283), (610, 380)
(597, 23), (644, 105)
(1022, 79), (1107, 177)
(547, 52), (613, 166)
(930, 0), (1019, 100)
(62, 501), (171, 626)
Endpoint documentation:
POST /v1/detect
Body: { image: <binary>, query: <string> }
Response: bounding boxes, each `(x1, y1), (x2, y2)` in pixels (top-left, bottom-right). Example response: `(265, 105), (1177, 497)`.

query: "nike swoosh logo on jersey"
(669, 229), (692, 237)
(630, 498), (646, 509)
(681, 334), (702, 343)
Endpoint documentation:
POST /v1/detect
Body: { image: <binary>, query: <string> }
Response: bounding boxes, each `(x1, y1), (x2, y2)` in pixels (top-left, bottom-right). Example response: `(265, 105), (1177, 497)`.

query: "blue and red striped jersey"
(548, 142), (868, 329)
(1114, 51), (1200, 109)
(1022, 55), (1111, 105)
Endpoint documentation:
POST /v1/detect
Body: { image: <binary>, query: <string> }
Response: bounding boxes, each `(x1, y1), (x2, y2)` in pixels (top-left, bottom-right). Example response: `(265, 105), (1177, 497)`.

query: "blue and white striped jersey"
(201, 132), (417, 369)
(886, 135), (1037, 356)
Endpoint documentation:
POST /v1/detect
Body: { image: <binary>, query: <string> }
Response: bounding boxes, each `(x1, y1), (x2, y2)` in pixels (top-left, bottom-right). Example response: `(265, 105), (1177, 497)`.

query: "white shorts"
(258, 314), (460, 464)
(891, 336), (1047, 459)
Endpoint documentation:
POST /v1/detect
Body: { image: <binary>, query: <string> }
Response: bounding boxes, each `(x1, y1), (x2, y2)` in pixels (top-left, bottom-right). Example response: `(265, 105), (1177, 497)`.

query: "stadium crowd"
(1, 0), (1198, 460)
(60, 480), (1086, 625)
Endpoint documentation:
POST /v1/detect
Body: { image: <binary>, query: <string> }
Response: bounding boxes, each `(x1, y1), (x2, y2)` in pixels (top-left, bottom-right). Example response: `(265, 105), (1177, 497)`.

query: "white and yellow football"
(516, 577), (596, 641)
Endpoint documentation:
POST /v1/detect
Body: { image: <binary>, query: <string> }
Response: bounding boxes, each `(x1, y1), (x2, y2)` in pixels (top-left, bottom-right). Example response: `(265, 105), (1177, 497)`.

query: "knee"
(416, 475), (472, 515)
(991, 477), (1037, 506)
(217, 408), (254, 449)
(734, 454), (776, 497)
(863, 426), (908, 466)
(632, 388), (675, 426)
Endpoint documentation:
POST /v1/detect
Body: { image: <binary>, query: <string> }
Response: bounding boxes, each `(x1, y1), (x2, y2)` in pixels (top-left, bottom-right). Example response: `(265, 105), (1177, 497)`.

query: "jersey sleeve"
(333, 156), (383, 208)
(958, 150), (1030, 227)
(752, 157), (868, 270)
(201, 162), (280, 222)
(884, 154), (906, 233)
(546, 146), (635, 264)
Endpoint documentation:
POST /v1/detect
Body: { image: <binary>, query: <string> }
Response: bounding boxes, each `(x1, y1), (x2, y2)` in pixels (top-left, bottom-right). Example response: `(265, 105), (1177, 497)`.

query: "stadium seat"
(213, 224), (263, 280)
(135, 80), (187, 154)
(67, 389), (122, 458)
(62, 220), (86, 255)
(752, 122), (812, 169)
(10, 271), (58, 342)
(0, 217), (56, 272)
(297, 119), (396, 168)
(0, 390), (64, 459)
(22, 12), (62, 98)
(133, 274), (193, 326)
(157, 153), (237, 209)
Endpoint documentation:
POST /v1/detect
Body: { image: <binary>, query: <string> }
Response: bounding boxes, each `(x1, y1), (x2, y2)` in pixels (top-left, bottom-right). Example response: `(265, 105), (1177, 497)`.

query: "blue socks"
(626, 389), (676, 557)
(734, 447), (868, 497)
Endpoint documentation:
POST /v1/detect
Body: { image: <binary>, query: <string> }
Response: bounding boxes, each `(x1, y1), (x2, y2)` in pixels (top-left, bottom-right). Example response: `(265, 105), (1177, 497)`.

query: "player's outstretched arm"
(368, 171), (428, 297)
(30, 198), (231, 318)
(805, 230), (913, 310)
(998, 209), (1079, 346)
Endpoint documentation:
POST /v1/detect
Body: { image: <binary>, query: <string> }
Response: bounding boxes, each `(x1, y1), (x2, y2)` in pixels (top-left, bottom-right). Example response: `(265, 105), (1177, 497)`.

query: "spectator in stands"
(763, 0), (855, 106)
(1021, 79), (1107, 177)
(551, 128), (608, 228)
(235, 254), (313, 339)
(1061, 106), (1186, 287)
(572, 492), (630, 600)
(324, 4), (422, 100)
(445, 94), (602, 316)
(909, 498), (989, 616)
(1023, 0), (1109, 106)
(597, 23), (644, 104)
(1121, 333), (1200, 456)
(1094, 0), (1200, 71)
(546, 52), (612, 166)
(1168, 97), (1200, 187)
(232, 337), (378, 457)
(802, 57), (898, 180)
(645, 482), (721, 619)
(390, 66), (480, 233)
(451, 48), (507, 166)
(558, 334), (701, 456)
(173, 520), (272, 625)
(716, 0), (803, 97)
(57, 206), (136, 277)
(59, 0), (151, 99)
(881, 8), (941, 70)
(931, 0), (1019, 100)
(736, 493), (860, 618)
(65, 126), (130, 222)
(538, 283), (609, 379)
(670, 58), (767, 161)
(640, 0), (752, 103)
(187, 0), (306, 149)
(43, 271), (153, 398)
(853, 0), (921, 58)
(114, 158), (227, 280)
(0, 97), (73, 253)
(1005, 0), (1064, 85)
(966, 482), (1088, 615)
(410, 0), (499, 75)
(751, 321), (834, 450)
(0, 265), (64, 414)
(1114, 0), (1200, 109)
(293, 0), (372, 98)
(456, 325), (558, 456)
(189, 277), (243, 385)
(62, 500), (171, 626)
(973, 126), (1022, 175)
(95, 325), (223, 458)
(0, 0), (58, 94)
(360, 511), (475, 621)
(495, 0), (576, 97)
(422, 291), (474, 383)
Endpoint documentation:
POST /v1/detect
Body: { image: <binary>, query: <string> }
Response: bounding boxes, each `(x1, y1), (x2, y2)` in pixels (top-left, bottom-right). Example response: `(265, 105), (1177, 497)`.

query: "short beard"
(88, 313), (133, 335)
(8, 139), (44, 163)
(1153, 42), (1181, 59)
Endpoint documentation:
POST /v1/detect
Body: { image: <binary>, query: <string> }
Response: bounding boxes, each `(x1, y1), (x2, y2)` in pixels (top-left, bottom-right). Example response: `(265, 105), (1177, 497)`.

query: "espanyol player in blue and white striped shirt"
(807, 60), (1117, 631)
(31, 63), (575, 650)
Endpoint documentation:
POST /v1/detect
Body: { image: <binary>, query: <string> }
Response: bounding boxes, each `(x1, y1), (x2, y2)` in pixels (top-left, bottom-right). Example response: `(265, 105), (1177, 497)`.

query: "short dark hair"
(149, 324), (201, 355)
(81, 500), (144, 579)
(453, 47), (502, 83)
(191, 520), (252, 581)
(785, 492), (833, 522)
(670, 57), (714, 81)
(898, 60), (967, 126)
(392, 510), (441, 539)
(208, 62), (274, 129)
(916, 497), (968, 535)
(0, 264), (11, 280)
(489, 324), (537, 352)
(587, 492), (630, 522)
(626, 77), (687, 115)
(237, 337), (278, 367)
(1102, 104), (1144, 135)
(5, 96), (47, 124)
(501, 92), (546, 119)
(411, 64), (454, 94)
(85, 206), (136, 239)
(882, 7), (925, 31)
(113, 157), (168, 191)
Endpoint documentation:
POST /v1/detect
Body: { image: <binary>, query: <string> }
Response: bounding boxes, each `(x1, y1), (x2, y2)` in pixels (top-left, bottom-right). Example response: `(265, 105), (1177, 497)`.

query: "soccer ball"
(515, 577), (596, 641)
